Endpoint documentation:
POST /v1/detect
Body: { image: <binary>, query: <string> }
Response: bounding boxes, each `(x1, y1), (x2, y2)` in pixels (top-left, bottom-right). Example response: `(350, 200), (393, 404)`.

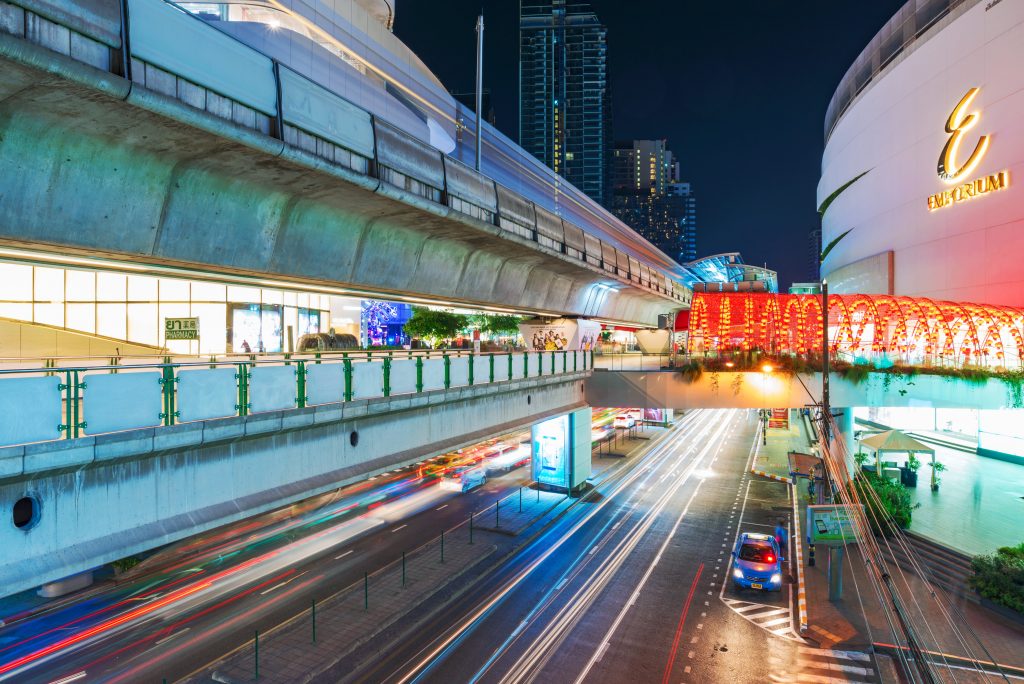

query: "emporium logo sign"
(927, 87), (1009, 211)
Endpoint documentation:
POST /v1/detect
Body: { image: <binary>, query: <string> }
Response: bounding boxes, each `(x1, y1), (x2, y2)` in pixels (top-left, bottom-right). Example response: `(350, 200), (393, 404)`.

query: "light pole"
(761, 364), (773, 445)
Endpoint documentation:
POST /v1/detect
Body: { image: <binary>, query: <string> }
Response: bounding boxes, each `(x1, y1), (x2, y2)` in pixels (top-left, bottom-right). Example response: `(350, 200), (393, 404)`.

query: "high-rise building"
(520, 1), (612, 206)
(808, 227), (822, 281)
(609, 139), (696, 264)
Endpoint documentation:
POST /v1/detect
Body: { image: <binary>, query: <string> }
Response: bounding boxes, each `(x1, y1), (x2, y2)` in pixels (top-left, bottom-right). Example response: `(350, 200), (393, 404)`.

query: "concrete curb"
(791, 482), (808, 635)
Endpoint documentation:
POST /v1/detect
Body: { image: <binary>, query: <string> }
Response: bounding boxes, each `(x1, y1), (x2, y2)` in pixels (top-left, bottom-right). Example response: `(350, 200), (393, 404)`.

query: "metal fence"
(0, 350), (592, 448)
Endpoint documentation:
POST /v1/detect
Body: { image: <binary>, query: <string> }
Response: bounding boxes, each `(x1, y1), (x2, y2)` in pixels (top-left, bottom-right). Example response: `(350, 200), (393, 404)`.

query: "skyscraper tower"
(520, 1), (612, 207)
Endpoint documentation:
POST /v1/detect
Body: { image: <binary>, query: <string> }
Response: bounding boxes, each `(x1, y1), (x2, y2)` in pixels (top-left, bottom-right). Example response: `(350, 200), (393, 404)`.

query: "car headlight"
(733, 568), (744, 579)
(770, 573), (781, 584)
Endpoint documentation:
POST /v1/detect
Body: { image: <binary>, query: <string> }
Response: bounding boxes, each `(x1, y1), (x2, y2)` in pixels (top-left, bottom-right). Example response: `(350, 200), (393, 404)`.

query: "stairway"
(879, 531), (978, 603)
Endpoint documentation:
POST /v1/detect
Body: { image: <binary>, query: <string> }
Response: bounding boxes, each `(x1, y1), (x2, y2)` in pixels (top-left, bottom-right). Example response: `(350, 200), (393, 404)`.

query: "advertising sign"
(769, 408), (790, 429)
(519, 318), (601, 351)
(532, 414), (570, 489)
(570, 407), (592, 489)
(165, 317), (199, 340)
(807, 504), (863, 546)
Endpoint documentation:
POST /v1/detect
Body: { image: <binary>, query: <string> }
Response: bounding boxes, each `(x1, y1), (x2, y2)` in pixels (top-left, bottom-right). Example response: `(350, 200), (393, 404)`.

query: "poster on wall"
(229, 304), (283, 353)
(519, 318), (601, 351)
(532, 414), (570, 488)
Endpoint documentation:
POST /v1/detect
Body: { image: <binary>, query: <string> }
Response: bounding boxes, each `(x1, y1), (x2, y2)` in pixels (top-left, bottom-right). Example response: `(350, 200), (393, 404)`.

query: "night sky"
(394, 2), (904, 289)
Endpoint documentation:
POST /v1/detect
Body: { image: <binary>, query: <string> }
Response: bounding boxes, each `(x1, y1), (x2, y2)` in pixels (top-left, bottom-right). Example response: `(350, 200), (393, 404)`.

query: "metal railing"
(0, 350), (593, 449)
(824, 0), (981, 142)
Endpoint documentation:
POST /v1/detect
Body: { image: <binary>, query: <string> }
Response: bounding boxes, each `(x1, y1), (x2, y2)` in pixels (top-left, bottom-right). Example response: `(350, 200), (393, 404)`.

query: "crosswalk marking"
(760, 616), (792, 628)
(722, 598), (800, 640)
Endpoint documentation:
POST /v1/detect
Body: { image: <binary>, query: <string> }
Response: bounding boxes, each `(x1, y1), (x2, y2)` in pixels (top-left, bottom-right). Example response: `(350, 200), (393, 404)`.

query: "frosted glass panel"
(128, 303), (158, 346)
(510, 353), (526, 379)
(34, 267), (63, 301)
(307, 363), (344, 405)
(0, 263), (32, 300)
(228, 285), (261, 303)
(177, 367), (238, 422)
(66, 303), (95, 334)
(472, 355), (490, 384)
(128, 275), (158, 301)
(249, 365), (296, 413)
(449, 356), (469, 388)
(421, 358), (445, 391)
(0, 376), (62, 446)
(97, 272), (127, 301)
(192, 303), (227, 354)
(352, 361), (383, 400)
(389, 359), (417, 395)
(66, 270), (95, 301)
(84, 371), (162, 434)
(35, 301), (64, 328)
(159, 278), (190, 301)
(191, 280), (226, 302)
(262, 289), (283, 305)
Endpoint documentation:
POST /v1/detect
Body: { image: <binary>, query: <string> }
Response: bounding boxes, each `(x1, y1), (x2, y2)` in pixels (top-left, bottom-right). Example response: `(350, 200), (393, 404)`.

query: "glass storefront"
(0, 262), (330, 355)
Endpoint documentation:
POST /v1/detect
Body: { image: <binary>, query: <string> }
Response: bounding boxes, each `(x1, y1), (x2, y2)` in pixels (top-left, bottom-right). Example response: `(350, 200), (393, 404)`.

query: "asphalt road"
(350, 409), (881, 684)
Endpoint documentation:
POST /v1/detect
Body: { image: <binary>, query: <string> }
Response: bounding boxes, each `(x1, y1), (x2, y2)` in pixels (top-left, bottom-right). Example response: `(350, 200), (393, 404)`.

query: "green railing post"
(443, 355), (451, 389)
(72, 370), (84, 438)
(508, 353), (513, 381)
(562, 351), (567, 373)
(416, 357), (424, 393)
(537, 352), (544, 376)
(489, 354), (495, 383)
(254, 629), (259, 679)
(159, 364), (178, 426)
(383, 357), (392, 397)
(574, 350), (578, 372)
(343, 356), (353, 402)
(468, 353), (474, 386)
(523, 352), (529, 378)
(59, 370), (73, 439)
(296, 360), (307, 408)
(495, 498), (500, 528)
(235, 364), (250, 416)
(551, 351), (556, 374)
(311, 598), (317, 643)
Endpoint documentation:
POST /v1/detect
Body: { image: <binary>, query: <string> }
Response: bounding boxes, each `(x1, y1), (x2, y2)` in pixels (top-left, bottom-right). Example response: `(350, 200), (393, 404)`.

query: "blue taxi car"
(731, 532), (783, 592)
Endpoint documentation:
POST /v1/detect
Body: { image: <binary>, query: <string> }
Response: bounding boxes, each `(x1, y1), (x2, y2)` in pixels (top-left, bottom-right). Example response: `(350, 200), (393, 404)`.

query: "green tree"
(403, 307), (469, 346)
(472, 313), (522, 336)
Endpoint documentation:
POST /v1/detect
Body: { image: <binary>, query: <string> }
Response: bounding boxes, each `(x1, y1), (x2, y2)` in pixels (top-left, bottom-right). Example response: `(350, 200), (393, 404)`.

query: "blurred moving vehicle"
(731, 532), (783, 592)
(613, 414), (636, 429)
(484, 442), (531, 475)
(439, 466), (487, 493)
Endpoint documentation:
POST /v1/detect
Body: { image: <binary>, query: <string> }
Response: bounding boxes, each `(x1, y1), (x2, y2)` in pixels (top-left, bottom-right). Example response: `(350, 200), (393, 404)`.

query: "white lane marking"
(48, 673), (87, 684)
(436, 504), (449, 511)
(392, 524), (408, 533)
(335, 550), (353, 560)
(156, 627), (191, 645)
(260, 572), (305, 595)
(759, 617), (792, 628)
(684, 666), (691, 674)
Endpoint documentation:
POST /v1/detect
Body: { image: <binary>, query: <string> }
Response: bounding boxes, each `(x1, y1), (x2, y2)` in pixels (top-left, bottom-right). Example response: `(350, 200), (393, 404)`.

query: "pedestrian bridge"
(0, 351), (589, 596)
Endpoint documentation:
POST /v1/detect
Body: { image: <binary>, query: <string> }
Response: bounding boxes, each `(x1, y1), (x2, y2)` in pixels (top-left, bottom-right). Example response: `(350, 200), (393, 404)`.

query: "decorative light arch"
(684, 293), (1024, 368)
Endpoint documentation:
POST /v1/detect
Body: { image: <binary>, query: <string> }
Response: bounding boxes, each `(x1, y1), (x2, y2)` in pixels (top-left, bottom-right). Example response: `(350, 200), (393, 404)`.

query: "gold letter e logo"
(938, 87), (990, 183)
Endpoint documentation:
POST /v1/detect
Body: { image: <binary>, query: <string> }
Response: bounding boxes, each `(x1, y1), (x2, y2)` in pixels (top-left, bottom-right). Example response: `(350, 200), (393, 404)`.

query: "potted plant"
(900, 453), (920, 488)
(928, 460), (947, 491)
(854, 451), (872, 475)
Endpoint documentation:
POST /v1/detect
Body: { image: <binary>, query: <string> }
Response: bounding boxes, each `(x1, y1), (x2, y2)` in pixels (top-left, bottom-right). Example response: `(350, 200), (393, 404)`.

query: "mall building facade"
(820, 0), (1024, 462)
(819, 0), (1023, 306)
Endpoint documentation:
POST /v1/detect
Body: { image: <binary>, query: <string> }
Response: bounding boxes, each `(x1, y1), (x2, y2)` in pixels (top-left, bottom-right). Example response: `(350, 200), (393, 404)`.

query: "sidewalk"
(198, 525), (495, 683)
(752, 410), (815, 481)
(796, 494), (1024, 678)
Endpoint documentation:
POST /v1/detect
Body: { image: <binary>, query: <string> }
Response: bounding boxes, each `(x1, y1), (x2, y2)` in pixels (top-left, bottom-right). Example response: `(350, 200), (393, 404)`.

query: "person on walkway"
(774, 519), (789, 560)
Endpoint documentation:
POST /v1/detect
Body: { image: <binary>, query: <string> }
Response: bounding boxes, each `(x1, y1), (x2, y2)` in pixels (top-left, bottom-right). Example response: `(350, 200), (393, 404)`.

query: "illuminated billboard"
(532, 414), (570, 488)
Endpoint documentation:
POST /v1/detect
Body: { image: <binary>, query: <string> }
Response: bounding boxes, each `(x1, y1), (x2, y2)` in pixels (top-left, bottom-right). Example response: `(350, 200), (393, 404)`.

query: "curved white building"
(819, 0), (1024, 307)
